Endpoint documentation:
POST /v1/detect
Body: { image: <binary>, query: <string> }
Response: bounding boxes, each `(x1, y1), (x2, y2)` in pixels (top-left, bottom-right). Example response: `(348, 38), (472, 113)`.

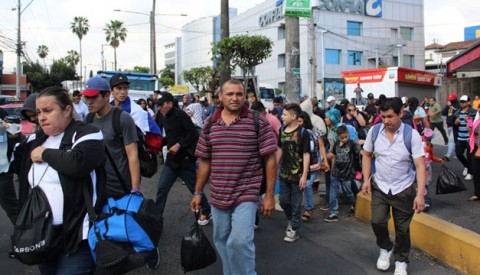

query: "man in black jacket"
(155, 92), (212, 225)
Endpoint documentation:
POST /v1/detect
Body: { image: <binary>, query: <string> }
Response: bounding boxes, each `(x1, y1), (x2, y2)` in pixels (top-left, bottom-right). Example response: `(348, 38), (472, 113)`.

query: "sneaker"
(146, 248), (160, 271)
(349, 206), (355, 216)
(376, 248), (393, 271)
(197, 214), (212, 226)
(283, 229), (299, 242)
(465, 174), (473, 181)
(463, 168), (468, 176)
(319, 206), (330, 211)
(275, 202), (284, 212)
(254, 213), (260, 230)
(424, 204), (430, 212)
(394, 261), (408, 275)
(285, 222), (292, 234)
(324, 214), (338, 222)
(442, 155), (450, 161)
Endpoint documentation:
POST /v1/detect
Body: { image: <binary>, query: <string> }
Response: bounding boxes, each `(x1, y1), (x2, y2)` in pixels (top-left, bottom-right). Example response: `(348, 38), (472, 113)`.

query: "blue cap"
(83, 77), (110, 96)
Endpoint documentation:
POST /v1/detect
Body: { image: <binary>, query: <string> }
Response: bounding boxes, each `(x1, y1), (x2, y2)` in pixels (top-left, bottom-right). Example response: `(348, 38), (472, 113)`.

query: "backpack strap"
(403, 124), (413, 156)
(112, 107), (123, 141)
(86, 112), (95, 124)
(253, 110), (260, 137)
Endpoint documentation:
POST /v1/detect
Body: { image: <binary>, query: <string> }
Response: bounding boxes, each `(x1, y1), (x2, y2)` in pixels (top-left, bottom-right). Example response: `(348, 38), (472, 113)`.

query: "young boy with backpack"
(324, 125), (359, 222)
(277, 104), (311, 242)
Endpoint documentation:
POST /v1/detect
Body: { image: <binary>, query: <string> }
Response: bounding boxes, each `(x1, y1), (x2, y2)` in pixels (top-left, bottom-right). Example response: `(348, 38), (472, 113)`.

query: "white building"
(173, 0), (425, 99)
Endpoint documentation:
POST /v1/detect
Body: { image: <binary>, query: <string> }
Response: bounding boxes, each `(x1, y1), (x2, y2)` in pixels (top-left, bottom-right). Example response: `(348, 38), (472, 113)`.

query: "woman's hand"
(31, 147), (46, 163)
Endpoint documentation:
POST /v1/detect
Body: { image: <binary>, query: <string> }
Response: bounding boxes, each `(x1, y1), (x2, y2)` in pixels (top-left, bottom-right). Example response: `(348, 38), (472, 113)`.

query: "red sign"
(397, 68), (436, 86)
(341, 68), (387, 84)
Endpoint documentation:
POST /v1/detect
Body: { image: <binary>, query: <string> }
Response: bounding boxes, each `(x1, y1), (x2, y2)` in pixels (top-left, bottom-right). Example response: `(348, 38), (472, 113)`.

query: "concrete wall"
(439, 77), (480, 105)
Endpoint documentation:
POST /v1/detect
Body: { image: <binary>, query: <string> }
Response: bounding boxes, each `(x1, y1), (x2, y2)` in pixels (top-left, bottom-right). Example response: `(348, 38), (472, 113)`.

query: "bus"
(96, 70), (158, 101)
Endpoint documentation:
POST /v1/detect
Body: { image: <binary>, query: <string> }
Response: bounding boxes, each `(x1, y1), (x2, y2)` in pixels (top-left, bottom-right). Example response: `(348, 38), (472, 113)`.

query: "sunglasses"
(348, 109), (355, 112)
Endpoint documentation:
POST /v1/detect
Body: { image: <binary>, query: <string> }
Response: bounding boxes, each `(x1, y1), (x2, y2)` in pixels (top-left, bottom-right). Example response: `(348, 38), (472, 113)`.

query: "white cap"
(401, 96), (408, 104)
(200, 96), (208, 102)
(460, 95), (470, 102)
(326, 96), (336, 102)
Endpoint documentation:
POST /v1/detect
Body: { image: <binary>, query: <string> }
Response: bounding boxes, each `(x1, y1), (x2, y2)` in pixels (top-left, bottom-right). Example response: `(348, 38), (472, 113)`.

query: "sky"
(0, 0), (479, 76)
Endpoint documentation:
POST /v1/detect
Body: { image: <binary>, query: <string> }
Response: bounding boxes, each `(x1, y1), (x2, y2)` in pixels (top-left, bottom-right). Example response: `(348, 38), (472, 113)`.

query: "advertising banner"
(284, 0), (312, 18)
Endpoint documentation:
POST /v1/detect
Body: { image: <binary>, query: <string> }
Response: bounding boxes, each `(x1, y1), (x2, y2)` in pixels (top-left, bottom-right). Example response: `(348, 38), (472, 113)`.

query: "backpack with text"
(86, 108), (158, 178)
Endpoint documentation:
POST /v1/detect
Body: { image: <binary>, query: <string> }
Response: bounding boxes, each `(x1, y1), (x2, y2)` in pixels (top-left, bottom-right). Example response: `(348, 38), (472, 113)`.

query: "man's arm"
(125, 142), (141, 190)
(318, 136), (330, 172)
(190, 158), (211, 212)
(300, 152), (310, 190)
(262, 152), (277, 216)
(361, 151), (373, 195)
(413, 157), (426, 213)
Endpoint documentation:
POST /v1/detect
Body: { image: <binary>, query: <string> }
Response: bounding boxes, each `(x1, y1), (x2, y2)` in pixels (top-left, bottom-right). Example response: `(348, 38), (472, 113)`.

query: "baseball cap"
(83, 77), (110, 97)
(200, 96), (208, 102)
(72, 90), (81, 97)
(367, 93), (374, 99)
(460, 95), (470, 102)
(110, 73), (130, 88)
(326, 96), (336, 102)
(156, 92), (174, 105)
(448, 93), (457, 101)
(401, 96), (408, 104)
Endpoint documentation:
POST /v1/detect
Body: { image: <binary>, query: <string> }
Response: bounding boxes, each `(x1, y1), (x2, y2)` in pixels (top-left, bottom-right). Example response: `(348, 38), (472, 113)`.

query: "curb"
(355, 192), (480, 275)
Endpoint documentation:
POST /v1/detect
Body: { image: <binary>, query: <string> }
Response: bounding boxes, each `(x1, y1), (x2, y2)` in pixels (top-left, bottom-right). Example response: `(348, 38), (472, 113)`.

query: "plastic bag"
(436, 165), (467, 194)
(181, 213), (217, 272)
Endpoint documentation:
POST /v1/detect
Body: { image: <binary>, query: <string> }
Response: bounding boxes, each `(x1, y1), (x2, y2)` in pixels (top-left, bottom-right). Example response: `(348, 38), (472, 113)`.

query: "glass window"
(348, 51), (363, 66)
(278, 25), (285, 40)
(347, 21), (362, 36)
(400, 27), (414, 41)
(325, 49), (341, 64)
(278, 54), (286, 68)
(403, 55), (415, 68)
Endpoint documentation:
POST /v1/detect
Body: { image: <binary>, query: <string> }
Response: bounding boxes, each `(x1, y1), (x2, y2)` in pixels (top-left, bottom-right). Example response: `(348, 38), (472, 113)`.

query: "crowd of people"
(0, 74), (479, 275)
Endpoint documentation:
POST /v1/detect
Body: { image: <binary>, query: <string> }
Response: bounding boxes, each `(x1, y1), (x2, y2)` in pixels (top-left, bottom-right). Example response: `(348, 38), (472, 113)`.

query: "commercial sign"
(342, 67), (436, 86)
(397, 68), (436, 86)
(317, 0), (382, 17)
(342, 68), (387, 84)
(284, 0), (312, 18)
(259, 5), (284, 27)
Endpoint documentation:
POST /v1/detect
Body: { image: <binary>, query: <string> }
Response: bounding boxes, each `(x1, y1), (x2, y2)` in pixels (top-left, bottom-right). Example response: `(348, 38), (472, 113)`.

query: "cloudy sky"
(0, 0), (478, 75)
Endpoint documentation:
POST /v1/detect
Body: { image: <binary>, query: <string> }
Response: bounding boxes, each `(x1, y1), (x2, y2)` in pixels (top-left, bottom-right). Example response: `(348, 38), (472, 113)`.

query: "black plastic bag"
(436, 165), (467, 194)
(181, 213), (217, 272)
(12, 186), (64, 265)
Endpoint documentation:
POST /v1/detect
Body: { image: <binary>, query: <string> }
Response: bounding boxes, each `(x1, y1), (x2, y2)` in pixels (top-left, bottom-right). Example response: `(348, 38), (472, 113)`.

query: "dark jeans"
(472, 146), (480, 197)
(456, 140), (472, 174)
(0, 173), (19, 225)
(430, 121), (449, 144)
(38, 240), (93, 275)
(279, 180), (303, 231)
(155, 161), (211, 216)
(371, 182), (416, 262)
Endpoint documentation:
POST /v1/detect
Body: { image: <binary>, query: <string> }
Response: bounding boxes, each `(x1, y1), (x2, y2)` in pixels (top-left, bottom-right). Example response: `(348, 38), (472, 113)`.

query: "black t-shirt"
(278, 126), (310, 183)
(332, 140), (360, 180)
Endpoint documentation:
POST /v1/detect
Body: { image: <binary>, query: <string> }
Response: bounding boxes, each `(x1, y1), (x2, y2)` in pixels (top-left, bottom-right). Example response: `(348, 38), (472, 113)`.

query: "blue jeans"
(155, 162), (211, 216)
(38, 240), (93, 275)
(447, 127), (456, 157)
(279, 180), (303, 230)
(304, 170), (320, 211)
(211, 202), (257, 275)
(329, 176), (356, 215)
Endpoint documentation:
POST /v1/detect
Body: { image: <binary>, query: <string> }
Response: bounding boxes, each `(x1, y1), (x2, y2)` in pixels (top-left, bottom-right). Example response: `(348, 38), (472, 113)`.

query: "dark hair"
(147, 97), (154, 108)
(221, 79), (244, 92)
(408, 97), (419, 113)
(379, 97), (403, 115)
(336, 125), (349, 136)
(38, 86), (73, 112)
(137, 98), (147, 110)
(298, 111), (313, 130)
(284, 103), (302, 119)
(429, 97), (436, 102)
(250, 101), (265, 112)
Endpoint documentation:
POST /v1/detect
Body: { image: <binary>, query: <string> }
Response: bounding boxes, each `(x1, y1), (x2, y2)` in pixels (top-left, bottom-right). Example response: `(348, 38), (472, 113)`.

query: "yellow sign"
(169, 85), (189, 95)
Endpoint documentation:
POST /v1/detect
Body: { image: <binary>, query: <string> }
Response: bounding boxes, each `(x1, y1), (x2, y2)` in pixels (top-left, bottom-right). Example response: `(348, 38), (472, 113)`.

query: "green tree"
(64, 50), (80, 69)
(183, 66), (218, 94)
(104, 20), (127, 70)
(71, 16), (89, 81)
(23, 61), (50, 92)
(124, 66), (150, 73)
(211, 34), (273, 97)
(50, 58), (77, 86)
(159, 65), (175, 88)
(37, 45), (49, 69)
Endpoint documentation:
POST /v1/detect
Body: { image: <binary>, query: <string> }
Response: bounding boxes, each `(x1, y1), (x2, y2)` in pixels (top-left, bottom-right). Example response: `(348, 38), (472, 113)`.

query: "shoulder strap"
(205, 115), (214, 135)
(112, 107), (123, 139)
(86, 112), (95, 124)
(371, 123), (382, 149)
(105, 146), (130, 194)
(403, 124), (413, 155)
(253, 110), (260, 137)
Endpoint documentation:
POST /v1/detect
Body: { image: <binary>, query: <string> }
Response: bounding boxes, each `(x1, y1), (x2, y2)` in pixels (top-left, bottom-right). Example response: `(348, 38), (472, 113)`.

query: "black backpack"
(86, 108), (158, 179)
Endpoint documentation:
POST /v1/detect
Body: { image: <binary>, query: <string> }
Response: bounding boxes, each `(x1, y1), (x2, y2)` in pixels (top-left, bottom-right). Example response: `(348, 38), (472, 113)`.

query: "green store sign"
(284, 0), (312, 18)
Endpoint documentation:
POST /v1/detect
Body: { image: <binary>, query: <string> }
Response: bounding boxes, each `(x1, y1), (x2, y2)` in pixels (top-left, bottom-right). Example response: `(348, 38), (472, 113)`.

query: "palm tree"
(104, 20), (127, 71)
(71, 16), (89, 81)
(65, 50), (80, 69)
(37, 45), (49, 69)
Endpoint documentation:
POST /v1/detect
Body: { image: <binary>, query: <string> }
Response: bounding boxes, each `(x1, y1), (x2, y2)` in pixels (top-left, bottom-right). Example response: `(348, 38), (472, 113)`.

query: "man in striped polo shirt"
(191, 79), (277, 275)
(453, 95), (477, 180)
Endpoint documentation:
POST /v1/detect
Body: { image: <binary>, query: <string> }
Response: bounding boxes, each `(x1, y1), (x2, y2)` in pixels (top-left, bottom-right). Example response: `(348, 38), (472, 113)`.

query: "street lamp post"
(113, 9), (186, 75)
(101, 44), (109, 71)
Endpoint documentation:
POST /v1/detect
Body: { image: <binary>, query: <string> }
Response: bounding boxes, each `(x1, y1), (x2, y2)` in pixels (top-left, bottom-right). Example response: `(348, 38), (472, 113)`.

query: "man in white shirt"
(72, 90), (88, 120)
(361, 97), (426, 275)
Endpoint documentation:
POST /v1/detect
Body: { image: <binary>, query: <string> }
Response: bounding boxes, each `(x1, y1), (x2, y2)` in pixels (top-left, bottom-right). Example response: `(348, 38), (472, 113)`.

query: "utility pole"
(16, 0), (21, 98)
(151, 0), (157, 75)
(309, 9), (317, 99)
(220, 0), (231, 85)
(285, 16), (300, 103)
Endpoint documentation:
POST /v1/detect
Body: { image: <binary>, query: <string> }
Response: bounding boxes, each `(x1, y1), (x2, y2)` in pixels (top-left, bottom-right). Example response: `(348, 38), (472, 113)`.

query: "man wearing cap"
(326, 96), (342, 112)
(442, 93), (461, 161)
(155, 91), (212, 226)
(72, 90), (88, 120)
(200, 96), (214, 120)
(452, 95), (477, 180)
(364, 93), (377, 118)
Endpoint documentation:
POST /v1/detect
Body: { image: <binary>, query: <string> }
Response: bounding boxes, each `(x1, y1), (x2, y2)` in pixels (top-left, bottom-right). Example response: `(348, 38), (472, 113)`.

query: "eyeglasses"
(348, 109), (355, 112)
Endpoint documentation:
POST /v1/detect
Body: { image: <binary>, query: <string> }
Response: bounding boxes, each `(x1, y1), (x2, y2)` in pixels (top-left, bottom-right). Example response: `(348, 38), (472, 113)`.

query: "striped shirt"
(195, 106), (277, 209)
(457, 109), (470, 142)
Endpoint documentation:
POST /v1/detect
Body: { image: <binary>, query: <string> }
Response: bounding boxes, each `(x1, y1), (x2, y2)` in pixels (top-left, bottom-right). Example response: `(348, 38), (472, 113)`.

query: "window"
(390, 28), (398, 41)
(278, 25), (285, 40)
(400, 27), (414, 41)
(278, 54), (286, 68)
(348, 51), (363, 65)
(325, 49), (341, 64)
(403, 55), (415, 68)
(347, 21), (362, 36)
